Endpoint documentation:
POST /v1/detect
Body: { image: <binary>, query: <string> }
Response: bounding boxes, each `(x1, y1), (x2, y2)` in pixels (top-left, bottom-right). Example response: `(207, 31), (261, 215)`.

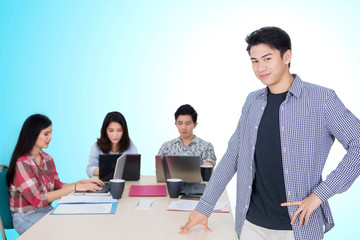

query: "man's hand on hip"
(281, 192), (323, 227)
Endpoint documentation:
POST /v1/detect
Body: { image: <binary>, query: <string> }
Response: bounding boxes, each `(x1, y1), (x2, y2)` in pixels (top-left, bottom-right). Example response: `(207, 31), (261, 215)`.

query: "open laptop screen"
(155, 155), (202, 183)
(99, 154), (121, 181)
(99, 154), (141, 181)
(122, 154), (141, 181)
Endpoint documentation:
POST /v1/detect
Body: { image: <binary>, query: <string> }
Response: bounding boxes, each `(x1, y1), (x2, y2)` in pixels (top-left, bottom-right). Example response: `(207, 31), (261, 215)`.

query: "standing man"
(158, 104), (216, 166)
(180, 27), (360, 240)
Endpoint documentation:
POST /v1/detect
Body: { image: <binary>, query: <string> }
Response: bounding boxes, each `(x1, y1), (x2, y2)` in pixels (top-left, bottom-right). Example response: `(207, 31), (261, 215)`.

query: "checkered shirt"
(9, 151), (64, 213)
(195, 75), (360, 240)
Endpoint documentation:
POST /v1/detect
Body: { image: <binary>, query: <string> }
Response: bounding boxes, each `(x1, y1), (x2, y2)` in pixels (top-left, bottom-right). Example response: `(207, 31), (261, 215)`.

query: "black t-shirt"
(246, 90), (292, 230)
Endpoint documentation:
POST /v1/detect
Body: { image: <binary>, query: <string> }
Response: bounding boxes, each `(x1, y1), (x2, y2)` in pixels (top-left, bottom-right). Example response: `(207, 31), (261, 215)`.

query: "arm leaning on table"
(180, 112), (244, 233)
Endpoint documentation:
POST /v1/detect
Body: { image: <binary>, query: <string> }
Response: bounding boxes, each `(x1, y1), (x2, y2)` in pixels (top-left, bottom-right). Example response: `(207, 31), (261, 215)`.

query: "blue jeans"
(12, 206), (53, 235)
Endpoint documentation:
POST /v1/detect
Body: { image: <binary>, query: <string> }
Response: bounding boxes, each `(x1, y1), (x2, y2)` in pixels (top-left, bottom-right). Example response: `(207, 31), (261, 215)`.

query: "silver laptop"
(155, 155), (202, 183)
(113, 154), (126, 180)
(79, 155), (127, 195)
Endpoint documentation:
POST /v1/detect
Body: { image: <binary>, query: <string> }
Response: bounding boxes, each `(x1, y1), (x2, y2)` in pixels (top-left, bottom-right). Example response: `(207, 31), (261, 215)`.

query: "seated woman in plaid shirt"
(6, 114), (104, 235)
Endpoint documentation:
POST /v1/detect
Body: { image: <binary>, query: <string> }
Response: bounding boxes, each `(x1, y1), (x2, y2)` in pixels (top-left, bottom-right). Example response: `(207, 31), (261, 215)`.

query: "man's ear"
(194, 122), (198, 128)
(283, 49), (292, 65)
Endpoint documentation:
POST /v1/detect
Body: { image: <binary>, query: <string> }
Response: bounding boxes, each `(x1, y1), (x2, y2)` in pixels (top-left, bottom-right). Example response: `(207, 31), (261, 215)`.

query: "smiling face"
(106, 122), (123, 147)
(175, 115), (197, 140)
(250, 43), (293, 93)
(34, 125), (52, 150)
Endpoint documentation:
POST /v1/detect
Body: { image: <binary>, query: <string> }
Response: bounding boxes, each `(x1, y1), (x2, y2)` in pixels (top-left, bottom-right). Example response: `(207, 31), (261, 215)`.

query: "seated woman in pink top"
(7, 114), (104, 235)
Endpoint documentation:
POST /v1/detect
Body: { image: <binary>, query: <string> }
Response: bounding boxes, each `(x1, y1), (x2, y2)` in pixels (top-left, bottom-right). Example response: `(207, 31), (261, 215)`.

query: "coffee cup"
(166, 178), (183, 198)
(110, 179), (125, 199)
(201, 165), (213, 181)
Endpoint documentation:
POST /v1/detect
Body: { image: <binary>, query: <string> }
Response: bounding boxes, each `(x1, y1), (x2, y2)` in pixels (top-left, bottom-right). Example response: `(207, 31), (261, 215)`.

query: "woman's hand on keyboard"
(76, 182), (103, 192)
(76, 179), (105, 192)
(77, 179), (104, 187)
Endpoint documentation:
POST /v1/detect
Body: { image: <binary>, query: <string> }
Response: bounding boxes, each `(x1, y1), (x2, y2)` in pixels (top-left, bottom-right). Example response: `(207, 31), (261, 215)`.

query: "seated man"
(158, 104), (216, 166)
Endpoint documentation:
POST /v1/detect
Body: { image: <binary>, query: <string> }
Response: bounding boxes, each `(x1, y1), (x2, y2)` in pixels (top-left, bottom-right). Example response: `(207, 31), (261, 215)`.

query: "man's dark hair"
(245, 26), (292, 63)
(174, 104), (197, 123)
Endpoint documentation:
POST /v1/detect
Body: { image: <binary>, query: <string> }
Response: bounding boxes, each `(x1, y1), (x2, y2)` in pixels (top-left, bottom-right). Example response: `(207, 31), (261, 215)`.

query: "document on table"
(58, 194), (117, 204)
(51, 202), (117, 215)
(167, 200), (230, 212)
(135, 199), (154, 209)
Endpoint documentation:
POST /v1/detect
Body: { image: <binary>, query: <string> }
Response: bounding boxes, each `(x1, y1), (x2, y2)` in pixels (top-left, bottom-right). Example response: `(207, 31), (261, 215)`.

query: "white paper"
(168, 200), (197, 211)
(213, 202), (228, 211)
(135, 199), (154, 209)
(53, 203), (113, 214)
(58, 194), (117, 204)
(167, 200), (228, 211)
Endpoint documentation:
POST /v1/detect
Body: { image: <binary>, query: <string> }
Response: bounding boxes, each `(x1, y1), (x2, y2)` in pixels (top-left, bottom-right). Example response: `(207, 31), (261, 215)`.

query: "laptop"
(122, 154), (141, 181)
(99, 154), (121, 181)
(155, 155), (205, 195)
(77, 154), (127, 194)
(99, 154), (141, 181)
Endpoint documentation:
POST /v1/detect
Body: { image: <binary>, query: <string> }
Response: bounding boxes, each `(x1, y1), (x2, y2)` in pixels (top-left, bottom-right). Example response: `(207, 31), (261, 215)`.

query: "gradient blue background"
(1, 1), (360, 239)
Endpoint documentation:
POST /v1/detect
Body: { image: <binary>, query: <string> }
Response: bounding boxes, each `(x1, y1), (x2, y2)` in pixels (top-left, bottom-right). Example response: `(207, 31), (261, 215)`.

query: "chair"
(0, 165), (13, 240)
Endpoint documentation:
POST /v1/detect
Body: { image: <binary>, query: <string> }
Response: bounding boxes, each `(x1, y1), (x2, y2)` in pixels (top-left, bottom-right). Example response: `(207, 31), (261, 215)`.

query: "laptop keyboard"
(180, 183), (206, 195)
(92, 182), (110, 193)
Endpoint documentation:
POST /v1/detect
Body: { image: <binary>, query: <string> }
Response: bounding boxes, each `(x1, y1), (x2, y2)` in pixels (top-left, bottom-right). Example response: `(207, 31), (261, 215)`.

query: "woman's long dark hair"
(97, 111), (130, 154)
(7, 114), (52, 186)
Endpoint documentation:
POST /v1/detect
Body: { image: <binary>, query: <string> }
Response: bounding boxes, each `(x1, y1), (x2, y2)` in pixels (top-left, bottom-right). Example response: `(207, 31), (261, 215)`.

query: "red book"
(129, 185), (167, 197)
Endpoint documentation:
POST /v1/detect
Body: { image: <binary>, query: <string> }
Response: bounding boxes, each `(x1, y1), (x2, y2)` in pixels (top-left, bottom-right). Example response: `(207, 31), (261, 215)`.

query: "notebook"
(128, 185), (167, 197)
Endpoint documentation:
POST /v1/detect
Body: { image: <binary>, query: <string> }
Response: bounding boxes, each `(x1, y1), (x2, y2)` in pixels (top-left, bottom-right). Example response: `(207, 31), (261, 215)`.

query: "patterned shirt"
(158, 136), (217, 165)
(9, 151), (64, 213)
(195, 75), (360, 240)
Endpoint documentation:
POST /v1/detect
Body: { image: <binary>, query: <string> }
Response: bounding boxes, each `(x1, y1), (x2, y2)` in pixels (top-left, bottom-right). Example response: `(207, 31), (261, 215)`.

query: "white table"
(18, 176), (237, 240)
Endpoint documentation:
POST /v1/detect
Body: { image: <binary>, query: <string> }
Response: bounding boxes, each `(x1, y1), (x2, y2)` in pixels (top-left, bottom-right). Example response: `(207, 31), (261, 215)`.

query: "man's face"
(250, 43), (291, 92)
(175, 115), (197, 139)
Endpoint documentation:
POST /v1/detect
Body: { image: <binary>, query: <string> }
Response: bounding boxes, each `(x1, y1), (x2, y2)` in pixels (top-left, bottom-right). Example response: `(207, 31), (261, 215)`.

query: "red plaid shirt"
(9, 151), (64, 213)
